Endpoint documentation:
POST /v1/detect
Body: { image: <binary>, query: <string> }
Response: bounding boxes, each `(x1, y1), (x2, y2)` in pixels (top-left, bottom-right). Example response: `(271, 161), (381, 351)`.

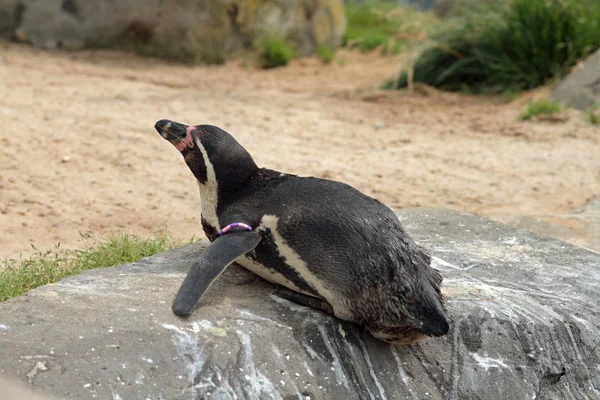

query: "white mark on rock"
(345, 340), (376, 400)
(270, 345), (302, 399)
(26, 361), (48, 384)
(431, 256), (463, 271)
(303, 361), (314, 377)
(162, 324), (206, 384)
(0, 324), (8, 331)
(471, 353), (510, 372)
(236, 330), (282, 400)
(19, 355), (52, 360)
(302, 340), (321, 362)
(317, 324), (349, 390)
(135, 370), (145, 385)
(140, 356), (153, 364)
(357, 336), (387, 400)
(237, 309), (289, 329)
(390, 346), (417, 399)
(195, 320), (214, 330)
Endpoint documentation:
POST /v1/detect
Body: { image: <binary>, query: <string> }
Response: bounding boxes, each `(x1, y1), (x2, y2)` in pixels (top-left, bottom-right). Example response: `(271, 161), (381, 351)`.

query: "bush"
(259, 35), (295, 68)
(387, 0), (600, 93)
(344, 1), (441, 55)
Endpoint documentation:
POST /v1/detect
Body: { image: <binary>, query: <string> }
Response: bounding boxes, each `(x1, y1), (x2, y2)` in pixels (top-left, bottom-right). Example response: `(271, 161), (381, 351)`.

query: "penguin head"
(154, 119), (258, 187)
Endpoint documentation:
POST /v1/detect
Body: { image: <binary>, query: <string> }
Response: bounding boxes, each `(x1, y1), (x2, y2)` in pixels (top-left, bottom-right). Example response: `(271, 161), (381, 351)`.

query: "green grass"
(387, 0), (600, 93)
(344, 1), (442, 55)
(259, 35), (295, 69)
(518, 100), (563, 121)
(0, 231), (188, 302)
(316, 44), (335, 64)
(585, 104), (600, 125)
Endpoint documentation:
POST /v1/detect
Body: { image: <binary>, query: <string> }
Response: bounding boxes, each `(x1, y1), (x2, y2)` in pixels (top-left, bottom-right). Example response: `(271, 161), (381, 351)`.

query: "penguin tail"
(411, 278), (450, 337)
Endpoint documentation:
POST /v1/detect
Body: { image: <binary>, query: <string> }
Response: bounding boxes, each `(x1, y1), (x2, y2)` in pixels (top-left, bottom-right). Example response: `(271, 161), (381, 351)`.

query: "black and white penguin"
(154, 120), (449, 345)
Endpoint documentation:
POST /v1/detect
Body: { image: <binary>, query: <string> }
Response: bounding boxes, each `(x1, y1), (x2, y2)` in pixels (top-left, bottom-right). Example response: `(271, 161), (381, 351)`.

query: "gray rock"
(0, 0), (20, 38)
(0, 208), (599, 400)
(552, 50), (600, 111)
(509, 196), (600, 254)
(0, 0), (346, 63)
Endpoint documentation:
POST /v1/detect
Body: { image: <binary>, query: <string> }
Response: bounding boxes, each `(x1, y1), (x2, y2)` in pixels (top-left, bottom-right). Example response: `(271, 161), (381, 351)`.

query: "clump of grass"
(388, 0), (600, 93)
(316, 44), (335, 64)
(259, 35), (295, 68)
(518, 100), (563, 121)
(585, 104), (600, 125)
(0, 231), (187, 302)
(344, 1), (442, 55)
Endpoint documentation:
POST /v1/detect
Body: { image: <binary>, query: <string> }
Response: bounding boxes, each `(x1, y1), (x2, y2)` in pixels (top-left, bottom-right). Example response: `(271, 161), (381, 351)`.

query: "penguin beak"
(154, 119), (189, 142)
(155, 119), (198, 152)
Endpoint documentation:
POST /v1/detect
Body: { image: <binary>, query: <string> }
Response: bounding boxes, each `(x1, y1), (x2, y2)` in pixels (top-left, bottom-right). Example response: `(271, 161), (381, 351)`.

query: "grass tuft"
(518, 100), (563, 121)
(0, 231), (189, 302)
(344, 1), (442, 55)
(259, 35), (295, 69)
(388, 0), (600, 93)
(316, 44), (335, 64)
(585, 104), (600, 125)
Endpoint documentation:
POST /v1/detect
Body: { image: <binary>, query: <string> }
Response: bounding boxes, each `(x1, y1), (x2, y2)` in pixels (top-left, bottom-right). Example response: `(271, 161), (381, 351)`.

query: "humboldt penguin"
(154, 120), (449, 345)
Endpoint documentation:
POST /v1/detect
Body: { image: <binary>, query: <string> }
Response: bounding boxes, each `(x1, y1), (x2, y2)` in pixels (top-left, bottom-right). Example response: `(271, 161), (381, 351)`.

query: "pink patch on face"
(175, 126), (196, 152)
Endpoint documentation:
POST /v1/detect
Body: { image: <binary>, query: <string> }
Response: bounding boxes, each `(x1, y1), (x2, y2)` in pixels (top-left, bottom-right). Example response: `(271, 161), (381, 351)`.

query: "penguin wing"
(172, 231), (262, 316)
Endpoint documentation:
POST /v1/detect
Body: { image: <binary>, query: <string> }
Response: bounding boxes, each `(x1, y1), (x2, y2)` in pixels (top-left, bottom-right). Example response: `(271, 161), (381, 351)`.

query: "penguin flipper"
(172, 231), (262, 317)
(273, 287), (335, 316)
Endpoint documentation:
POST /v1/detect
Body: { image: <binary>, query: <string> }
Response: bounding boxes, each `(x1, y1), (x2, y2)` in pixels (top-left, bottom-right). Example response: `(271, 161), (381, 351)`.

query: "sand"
(1, 41), (599, 260)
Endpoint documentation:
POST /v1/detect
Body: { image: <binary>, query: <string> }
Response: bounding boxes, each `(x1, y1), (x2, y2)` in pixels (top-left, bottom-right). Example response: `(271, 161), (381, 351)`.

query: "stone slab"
(0, 208), (599, 399)
(552, 50), (600, 111)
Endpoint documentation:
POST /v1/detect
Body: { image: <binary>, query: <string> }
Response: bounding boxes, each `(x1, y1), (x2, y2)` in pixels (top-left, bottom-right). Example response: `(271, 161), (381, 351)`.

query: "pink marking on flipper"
(175, 126), (196, 152)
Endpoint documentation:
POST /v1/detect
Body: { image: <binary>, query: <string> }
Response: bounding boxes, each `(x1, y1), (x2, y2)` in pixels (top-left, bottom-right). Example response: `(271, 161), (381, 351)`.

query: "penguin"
(154, 119), (449, 345)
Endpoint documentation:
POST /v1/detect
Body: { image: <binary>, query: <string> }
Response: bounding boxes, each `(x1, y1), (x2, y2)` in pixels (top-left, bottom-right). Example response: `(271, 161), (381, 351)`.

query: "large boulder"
(509, 196), (600, 254)
(0, 0), (346, 63)
(0, 208), (599, 399)
(551, 49), (600, 111)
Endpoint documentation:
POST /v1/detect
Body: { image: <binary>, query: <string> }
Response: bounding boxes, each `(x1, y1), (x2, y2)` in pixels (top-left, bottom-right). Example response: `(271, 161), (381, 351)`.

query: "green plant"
(585, 104), (600, 125)
(518, 100), (563, 121)
(388, 0), (600, 93)
(259, 35), (295, 69)
(344, 1), (441, 55)
(316, 44), (335, 64)
(0, 231), (190, 302)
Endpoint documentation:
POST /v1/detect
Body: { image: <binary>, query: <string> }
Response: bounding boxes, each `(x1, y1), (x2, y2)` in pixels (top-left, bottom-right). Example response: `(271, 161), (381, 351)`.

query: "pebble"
(61, 156), (71, 163)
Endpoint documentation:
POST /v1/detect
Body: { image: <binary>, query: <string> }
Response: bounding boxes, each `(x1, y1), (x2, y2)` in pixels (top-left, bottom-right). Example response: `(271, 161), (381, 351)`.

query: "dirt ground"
(1, 41), (599, 260)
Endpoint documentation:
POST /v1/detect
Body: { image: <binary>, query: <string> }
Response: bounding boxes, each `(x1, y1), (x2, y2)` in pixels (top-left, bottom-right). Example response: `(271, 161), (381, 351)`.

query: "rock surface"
(510, 196), (600, 254)
(1, 208), (599, 400)
(0, 0), (346, 63)
(552, 49), (600, 111)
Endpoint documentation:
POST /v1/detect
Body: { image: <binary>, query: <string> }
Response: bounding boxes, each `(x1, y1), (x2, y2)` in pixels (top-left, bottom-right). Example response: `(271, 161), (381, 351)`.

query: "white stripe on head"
(194, 136), (220, 231)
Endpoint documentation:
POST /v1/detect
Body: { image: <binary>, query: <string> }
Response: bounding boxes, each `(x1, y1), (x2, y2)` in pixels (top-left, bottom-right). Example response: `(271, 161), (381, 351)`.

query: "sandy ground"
(1, 41), (599, 260)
